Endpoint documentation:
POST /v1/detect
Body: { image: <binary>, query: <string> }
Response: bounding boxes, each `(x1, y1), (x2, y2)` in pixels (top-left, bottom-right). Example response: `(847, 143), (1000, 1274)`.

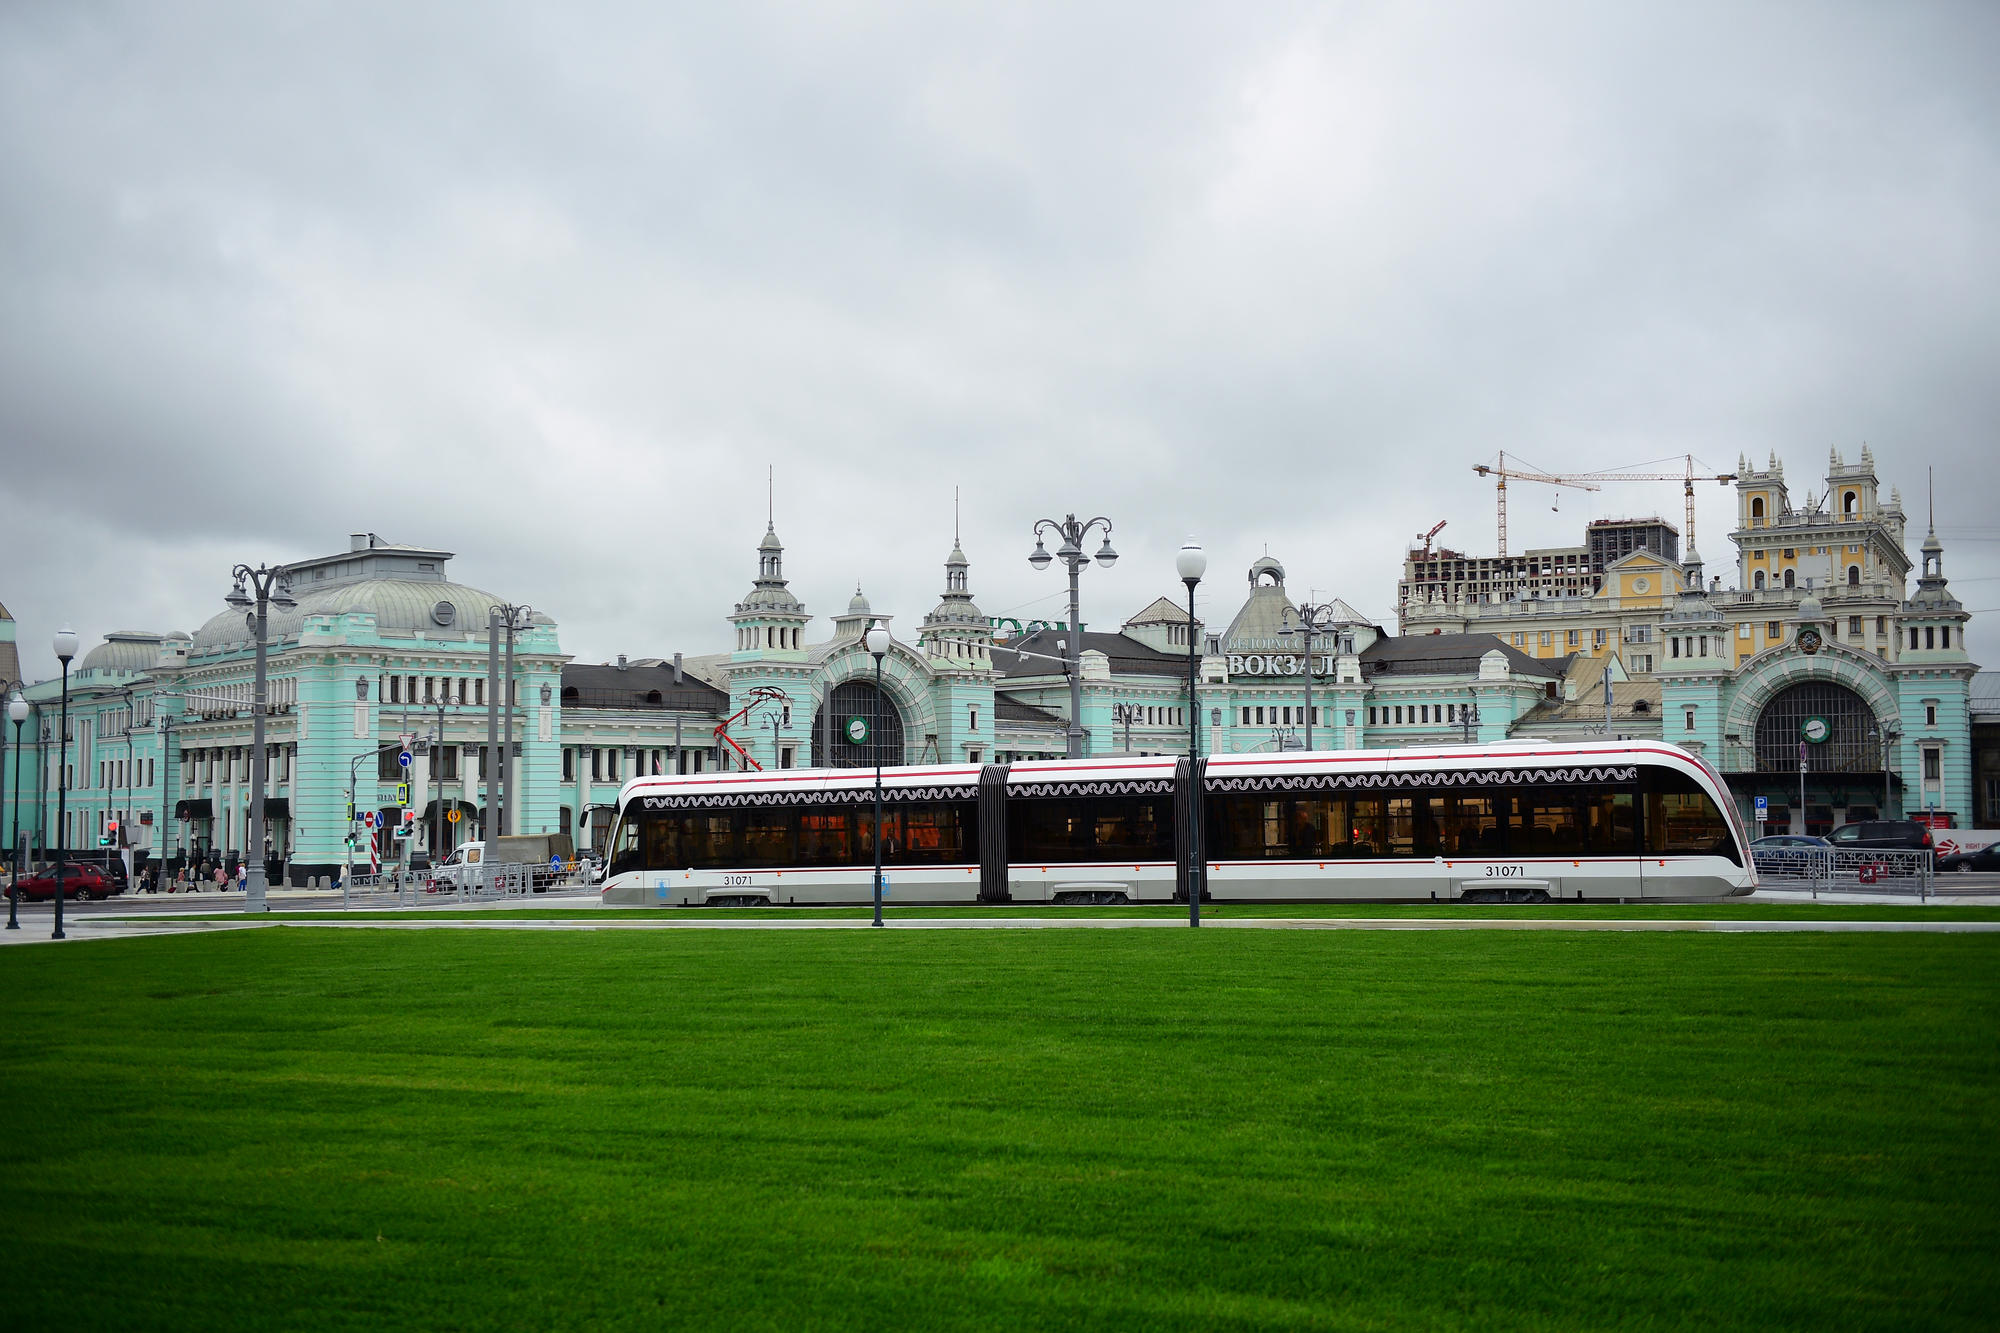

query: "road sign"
(398, 750), (412, 768)
(362, 811), (376, 829)
(1754, 796), (1769, 820)
(550, 855), (563, 870)
(447, 809), (461, 824)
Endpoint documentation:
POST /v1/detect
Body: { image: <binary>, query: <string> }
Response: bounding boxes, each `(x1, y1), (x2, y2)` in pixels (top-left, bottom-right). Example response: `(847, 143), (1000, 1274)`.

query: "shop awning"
(174, 798), (213, 821)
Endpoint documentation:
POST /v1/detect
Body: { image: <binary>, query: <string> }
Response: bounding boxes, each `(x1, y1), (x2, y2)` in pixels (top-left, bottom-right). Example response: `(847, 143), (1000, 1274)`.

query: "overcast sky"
(4, 1), (1997, 682)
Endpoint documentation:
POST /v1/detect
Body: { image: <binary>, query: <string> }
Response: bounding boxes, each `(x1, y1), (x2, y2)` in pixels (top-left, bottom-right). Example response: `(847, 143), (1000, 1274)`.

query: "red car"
(14, 864), (117, 901)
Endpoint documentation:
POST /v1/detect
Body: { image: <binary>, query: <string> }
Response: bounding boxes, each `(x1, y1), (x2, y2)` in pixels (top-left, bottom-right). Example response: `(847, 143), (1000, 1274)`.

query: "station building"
(1398, 449), (1981, 832)
(0, 460), (1986, 880)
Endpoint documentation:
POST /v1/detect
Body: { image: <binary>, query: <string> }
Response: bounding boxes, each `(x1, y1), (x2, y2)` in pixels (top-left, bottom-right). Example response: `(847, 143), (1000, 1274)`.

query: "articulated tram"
(599, 739), (1756, 907)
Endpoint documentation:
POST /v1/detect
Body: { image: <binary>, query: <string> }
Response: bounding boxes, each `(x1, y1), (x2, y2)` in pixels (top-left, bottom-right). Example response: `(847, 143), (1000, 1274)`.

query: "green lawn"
(3, 930), (1996, 1330)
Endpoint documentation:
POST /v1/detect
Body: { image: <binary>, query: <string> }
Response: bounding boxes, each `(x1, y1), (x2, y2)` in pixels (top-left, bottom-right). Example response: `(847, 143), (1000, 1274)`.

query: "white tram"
(599, 739), (1755, 907)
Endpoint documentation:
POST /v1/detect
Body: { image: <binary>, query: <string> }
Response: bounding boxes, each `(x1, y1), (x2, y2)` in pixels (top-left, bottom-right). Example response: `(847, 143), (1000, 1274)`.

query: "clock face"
(1801, 716), (1831, 745)
(845, 716), (869, 744)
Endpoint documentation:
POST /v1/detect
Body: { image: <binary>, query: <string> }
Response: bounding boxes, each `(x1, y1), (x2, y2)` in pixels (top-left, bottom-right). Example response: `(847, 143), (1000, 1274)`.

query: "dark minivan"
(1826, 819), (1934, 851)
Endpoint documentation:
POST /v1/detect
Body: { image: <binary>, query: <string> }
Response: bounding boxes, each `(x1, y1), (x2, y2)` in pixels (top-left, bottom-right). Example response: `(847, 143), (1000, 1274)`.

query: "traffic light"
(346, 800), (356, 822)
(99, 819), (119, 847)
(393, 809), (416, 840)
(396, 782), (410, 807)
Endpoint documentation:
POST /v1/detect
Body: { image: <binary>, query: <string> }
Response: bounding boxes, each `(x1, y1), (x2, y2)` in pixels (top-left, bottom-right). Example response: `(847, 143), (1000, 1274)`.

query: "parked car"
(1826, 820), (1934, 851)
(1751, 835), (1831, 850)
(15, 863), (116, 901)
(1938, 843), (2000, 873)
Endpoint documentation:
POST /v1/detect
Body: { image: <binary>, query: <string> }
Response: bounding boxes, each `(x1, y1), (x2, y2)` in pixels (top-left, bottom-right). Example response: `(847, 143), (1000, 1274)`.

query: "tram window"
(1347, 796), (1388, 857)
(1513, 794), (1581, 856)
(1433, 794), (1500, 855)
(1577, 791), (1637, 854)
(896, 803), (972, 863)
(609, 817), (643, 876)
(1641, 770), (1737, 862)
(682, 814), (739, 867)
(1385, 796), (1425, 856)
(1209, 797), (1285, 860)
(1011, 795), (1170, 862)
(797, 811), (852, 865)
(1290, 797), (1350, 857)
(743, 811), (791, 865)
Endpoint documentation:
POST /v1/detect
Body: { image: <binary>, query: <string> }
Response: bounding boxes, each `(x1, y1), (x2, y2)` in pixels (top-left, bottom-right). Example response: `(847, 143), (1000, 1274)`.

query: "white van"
(427, 842), (486, 889)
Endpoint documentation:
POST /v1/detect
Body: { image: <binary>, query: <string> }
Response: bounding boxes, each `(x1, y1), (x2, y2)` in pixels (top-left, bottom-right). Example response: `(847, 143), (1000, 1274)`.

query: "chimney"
(616, 654), (628, 671)
(349, 533), (368, 552)
(672, 653), (683, 684)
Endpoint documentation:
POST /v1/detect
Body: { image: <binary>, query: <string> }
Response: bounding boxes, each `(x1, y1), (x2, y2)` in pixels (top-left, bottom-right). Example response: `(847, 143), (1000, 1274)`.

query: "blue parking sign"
(1754, 796), (1769, 819)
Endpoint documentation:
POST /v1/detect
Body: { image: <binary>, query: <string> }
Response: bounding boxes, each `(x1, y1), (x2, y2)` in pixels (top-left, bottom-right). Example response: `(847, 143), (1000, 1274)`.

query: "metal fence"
(1751, 847), (1936, 899)
(338, 861), (583, 909)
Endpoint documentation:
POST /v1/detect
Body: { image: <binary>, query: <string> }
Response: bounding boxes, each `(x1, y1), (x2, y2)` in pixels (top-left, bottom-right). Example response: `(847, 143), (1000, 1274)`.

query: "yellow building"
(1401, 448), (1922, 678)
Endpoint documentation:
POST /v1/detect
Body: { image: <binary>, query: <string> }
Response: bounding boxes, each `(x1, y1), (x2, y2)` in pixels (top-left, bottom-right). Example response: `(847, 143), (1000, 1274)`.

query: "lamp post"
(487, 603), (533, 838)
(53, 626), (78, 939)
(157, 705), (181, 884)
(866, 624), (890, 928)
(1285, 600), (1341, 752)
(225, 563), (296, 911)
(1029, 513), (1117, 758)
(433, 698), (448, 861)
(117, 688), (137, 885)
(1177, 538), (1206, 927)
(6, 688), (27, 930)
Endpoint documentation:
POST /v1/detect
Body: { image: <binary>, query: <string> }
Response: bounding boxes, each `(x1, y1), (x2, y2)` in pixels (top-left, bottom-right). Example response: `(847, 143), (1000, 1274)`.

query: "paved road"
(6, 913), (1998, 947)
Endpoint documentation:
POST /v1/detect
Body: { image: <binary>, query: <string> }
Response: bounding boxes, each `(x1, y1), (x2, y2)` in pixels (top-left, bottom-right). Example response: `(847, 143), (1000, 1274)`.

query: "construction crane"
(1414, 520), (1448, 559)
(1473, 453), (1738, 556)
(1471, 452), (1601, 557)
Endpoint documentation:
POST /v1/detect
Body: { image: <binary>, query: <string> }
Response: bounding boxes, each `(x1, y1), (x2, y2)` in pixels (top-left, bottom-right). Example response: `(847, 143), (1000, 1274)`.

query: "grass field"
(3, 929), (1997, 1330)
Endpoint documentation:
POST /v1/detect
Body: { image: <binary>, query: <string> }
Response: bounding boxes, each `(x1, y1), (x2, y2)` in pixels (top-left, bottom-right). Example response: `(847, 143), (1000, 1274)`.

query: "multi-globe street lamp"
(6, 687), (27, 931)
(865, 624), (891, 928)
(1285, 600), (1344, 753)
(1028, 514), (1117, 759)
(486, 603), (534, 839)
(226, 563), (297, 912)
(53, 626), (78, 940)
(1176, 538), (1206, 928)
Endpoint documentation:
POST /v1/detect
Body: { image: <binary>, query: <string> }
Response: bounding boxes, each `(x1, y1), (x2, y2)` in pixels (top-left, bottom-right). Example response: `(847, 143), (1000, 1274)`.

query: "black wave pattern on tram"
(1206, 766), (1639, 795)
(638, 784), (980, 812)
(1008, 778), (1178, 800)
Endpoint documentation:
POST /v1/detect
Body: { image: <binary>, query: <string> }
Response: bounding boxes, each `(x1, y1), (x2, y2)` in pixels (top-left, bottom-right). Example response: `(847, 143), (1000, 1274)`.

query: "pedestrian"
(213, 863), (227, 891)
(237, 862), (248, 893)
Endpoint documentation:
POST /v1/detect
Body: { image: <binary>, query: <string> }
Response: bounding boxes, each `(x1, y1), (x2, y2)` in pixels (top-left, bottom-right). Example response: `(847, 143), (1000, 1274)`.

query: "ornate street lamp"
(1176, 538), (1206, 927)
(53, 626), (78, 939)
(6, 688), (27, 930)
(486, 603), (534, 838)
(1285, 600), (1343, 752)
(865, 624), (891, 928)
(1029, 513), (1117, 758)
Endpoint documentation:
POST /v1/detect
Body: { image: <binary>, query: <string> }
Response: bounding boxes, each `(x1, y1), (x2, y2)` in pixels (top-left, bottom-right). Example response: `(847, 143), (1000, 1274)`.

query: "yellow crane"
(1473, 453), (1738, 557)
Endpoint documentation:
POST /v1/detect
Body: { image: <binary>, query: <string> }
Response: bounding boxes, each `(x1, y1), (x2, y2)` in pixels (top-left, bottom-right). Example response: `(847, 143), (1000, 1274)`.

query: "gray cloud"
(4, 1), (1997, 678)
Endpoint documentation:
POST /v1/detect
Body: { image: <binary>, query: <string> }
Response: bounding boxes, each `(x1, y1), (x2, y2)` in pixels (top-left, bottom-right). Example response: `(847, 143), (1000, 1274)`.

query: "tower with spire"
(1892, 474), (1975, 818)
(721, 480), (815, 769)
(913, 500), (999, 763)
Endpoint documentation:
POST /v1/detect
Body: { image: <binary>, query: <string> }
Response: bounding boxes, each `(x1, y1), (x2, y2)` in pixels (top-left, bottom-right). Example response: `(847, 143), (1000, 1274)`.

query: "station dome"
(189, 579), (551, 656)
(80, 630), (169, 675)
